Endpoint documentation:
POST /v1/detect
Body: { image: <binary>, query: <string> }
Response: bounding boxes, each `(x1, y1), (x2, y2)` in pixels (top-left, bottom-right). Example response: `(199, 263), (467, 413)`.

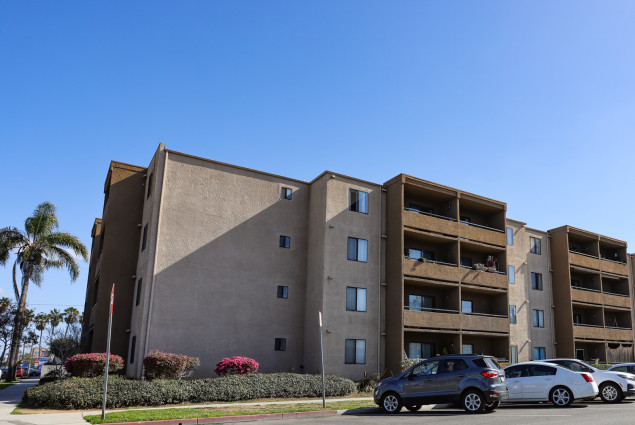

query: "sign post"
(101, 284), (115, 421)
(319, 311), (326, 408)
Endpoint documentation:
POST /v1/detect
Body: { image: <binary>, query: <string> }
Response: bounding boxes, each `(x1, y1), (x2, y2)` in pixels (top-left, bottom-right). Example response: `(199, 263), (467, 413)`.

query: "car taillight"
(581, 373), (593, 383)
(481, 370), (498, 378)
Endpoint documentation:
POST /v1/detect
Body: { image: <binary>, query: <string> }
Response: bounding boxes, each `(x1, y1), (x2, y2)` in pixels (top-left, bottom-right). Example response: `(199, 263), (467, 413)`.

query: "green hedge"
(23, 373), (356, 409)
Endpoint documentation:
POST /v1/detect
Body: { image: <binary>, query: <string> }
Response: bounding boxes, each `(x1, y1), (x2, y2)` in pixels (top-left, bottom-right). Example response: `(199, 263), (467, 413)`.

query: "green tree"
(63, 306), (80, 337)
(0, 298), (13, 367)
(34, 313), (48, 362)
(48, 308), (63, 340)
(0, 202), (88, 381)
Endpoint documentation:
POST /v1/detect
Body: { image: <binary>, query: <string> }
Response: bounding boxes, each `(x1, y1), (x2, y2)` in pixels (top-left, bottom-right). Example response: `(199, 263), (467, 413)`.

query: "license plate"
(500, 376), (505, 382)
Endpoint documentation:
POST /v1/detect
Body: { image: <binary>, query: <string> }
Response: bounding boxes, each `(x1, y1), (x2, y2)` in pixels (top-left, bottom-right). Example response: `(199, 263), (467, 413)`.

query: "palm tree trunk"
(38, 328), (44, 365)
(6, 272), (30, 381)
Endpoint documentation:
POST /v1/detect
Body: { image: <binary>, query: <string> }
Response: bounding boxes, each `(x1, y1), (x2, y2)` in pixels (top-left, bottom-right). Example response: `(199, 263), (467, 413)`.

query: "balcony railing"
(571, 285), (601, 293)
(459, 220), (504, 233)
(461, 311), (507, 318)
(460, 265), (506, 275)
(603, 290), (629, 297)
(605, 325), (632, 330)
(600, 256), (627, 265)
(404, 256), (457, 267)
(404, 208), (456, 222)
(569, 250), (598, 259)
(406, 306), (459, 314)
(574, 323), (603, 328)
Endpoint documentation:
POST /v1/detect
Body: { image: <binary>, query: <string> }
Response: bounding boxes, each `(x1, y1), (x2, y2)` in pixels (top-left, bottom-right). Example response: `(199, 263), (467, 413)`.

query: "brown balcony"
(603, 293), (631, 309)
(403, 309), (460, 330)
(458, 223), (506, 247)
(604, 327), (634, 342)
(460, 267), (507, 289)
(569, 252), (600, 270)
(460, 313), (508, 333)
(574, 324), (604, 340)
(600, 259), (628, 276)
(571, 288), (603, 305)
(403, 258), (460, 283)
(403, 209), (458, 236)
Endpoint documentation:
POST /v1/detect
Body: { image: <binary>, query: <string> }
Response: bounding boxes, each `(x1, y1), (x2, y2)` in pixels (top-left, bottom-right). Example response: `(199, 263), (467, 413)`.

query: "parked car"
(15, 366), (23, 378)
(607, 363), (635, 375)
(502, 361), (598, 407)
(374, 355), (508, 414)
(544, 358), (635, 403)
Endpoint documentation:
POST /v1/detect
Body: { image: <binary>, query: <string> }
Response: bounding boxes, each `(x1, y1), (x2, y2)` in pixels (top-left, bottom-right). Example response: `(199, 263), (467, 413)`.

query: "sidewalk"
(0, 379), (374, 425)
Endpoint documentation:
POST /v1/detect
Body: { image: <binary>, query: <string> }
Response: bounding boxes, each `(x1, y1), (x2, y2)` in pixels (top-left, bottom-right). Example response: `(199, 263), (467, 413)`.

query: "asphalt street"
(257, 400), (635, 425)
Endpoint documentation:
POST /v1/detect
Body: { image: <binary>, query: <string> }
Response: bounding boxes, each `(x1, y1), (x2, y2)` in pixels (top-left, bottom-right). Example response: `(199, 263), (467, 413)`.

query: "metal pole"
(101, 284), (115, 421)
(319, 311), (325, 408)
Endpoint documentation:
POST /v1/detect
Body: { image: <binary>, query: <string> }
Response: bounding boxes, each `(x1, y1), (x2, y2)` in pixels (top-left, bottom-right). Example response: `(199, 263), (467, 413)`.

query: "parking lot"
(258, 400), (635, 425)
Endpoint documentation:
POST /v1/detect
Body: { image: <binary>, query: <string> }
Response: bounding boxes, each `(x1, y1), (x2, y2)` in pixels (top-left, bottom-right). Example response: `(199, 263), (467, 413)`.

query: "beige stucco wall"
(506, 220), (554, 362)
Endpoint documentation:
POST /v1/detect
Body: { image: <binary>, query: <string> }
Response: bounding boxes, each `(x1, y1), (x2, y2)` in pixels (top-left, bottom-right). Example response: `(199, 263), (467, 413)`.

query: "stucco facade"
(82, 145), (635, 381)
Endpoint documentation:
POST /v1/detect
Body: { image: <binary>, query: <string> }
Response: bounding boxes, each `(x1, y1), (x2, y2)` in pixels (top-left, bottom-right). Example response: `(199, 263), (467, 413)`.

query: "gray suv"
(374, 355), (508, 414)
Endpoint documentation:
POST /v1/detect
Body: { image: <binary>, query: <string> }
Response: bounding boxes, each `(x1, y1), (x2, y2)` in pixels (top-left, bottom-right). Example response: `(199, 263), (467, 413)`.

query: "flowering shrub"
(215, 356), (259, 376)
(64, 353), (124, 377)
(143, 350), (200, 380)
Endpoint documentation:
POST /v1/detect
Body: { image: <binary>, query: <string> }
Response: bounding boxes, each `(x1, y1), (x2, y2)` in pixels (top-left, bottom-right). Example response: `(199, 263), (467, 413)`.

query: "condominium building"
(81, 145), (635, 380)
(549, 226), (633, 363)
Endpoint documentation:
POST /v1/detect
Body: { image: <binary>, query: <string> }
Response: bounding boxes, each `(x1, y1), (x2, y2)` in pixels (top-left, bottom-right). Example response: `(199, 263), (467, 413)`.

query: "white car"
(545, 359), (635, 403)
(503, 361), (598, 407)
(607, 363), (635, 375)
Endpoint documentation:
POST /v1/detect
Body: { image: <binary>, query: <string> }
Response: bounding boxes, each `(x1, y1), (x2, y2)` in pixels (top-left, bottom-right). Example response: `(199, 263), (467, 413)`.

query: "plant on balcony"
(473, 263), (486, 271)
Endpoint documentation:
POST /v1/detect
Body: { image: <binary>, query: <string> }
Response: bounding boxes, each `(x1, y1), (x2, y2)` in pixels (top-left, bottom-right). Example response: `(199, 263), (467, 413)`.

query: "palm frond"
(41, 232), (89, 261)
(0, 227), (28, 265)
(25, 202), (59, 238)
(43, 245), (81, 282)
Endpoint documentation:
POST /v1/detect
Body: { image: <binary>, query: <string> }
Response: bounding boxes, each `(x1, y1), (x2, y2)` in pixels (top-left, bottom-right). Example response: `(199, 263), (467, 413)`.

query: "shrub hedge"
(23, 373), (356, 409)
(65, 353), (124, 377)
(215, 356), (259, 376)
(143, 350), (199, 380)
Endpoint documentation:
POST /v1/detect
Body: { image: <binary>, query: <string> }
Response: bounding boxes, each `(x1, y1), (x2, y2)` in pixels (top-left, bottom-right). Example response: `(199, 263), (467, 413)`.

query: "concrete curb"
(111, 410), (338, 425)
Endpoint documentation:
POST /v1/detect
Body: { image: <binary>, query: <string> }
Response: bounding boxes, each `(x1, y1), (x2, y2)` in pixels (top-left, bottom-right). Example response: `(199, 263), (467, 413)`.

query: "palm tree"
(34, 313), (48, 361)
(0, 202), (88, 381)
(63, 307), (80, 337)
(48, 308), (63, 340)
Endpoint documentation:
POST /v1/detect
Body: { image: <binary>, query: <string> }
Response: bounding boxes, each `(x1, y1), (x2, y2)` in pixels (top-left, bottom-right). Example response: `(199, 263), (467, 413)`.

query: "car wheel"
(405, 404), (422, 412)
(550, 386), (573, 407)
(599, 382), (623, 403)
(484, 400), (500, 411)
(462, 389), (485, 413)
(380, 392), (403, 414)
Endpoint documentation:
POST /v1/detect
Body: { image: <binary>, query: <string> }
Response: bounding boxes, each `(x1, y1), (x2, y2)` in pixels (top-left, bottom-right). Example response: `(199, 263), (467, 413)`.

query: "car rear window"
(471, 358), (486, 368)
(484, 357), (501, 369)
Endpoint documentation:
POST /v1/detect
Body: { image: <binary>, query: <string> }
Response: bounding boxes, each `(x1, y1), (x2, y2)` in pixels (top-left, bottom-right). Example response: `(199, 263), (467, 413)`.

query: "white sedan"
(503, 361), (598, 407)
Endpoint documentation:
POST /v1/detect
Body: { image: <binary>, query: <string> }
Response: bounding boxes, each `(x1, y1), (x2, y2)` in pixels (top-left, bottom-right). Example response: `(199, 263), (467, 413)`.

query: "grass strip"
(0, 381), (19, 390)
(84, 400), (376, 424)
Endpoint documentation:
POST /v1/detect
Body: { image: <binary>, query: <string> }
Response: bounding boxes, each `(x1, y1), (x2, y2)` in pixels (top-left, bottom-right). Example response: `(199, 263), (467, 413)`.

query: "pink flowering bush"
(64, 353), (124, 377)
(215, 356), (259, 376)
(143, 350), (200, 380)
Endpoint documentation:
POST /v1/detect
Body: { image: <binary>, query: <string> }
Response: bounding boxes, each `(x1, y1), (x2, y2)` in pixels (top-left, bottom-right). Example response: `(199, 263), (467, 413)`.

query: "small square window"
(135, 278), (142, 306)
(345, 339), (366, 364)
(530, 237), (542, 255)
(130, 336), (136, 364)
(462, 344), (474, 354)
(347, 237), (368, 262)
(506, 227), (514, 246)
(346, 287), (367, 312)
(349, 189), (369, 214)
(274, 338), (286, 351)
(534, 347), (546, 360)
(531, 272), (543, 291)
(462, 300), (473, 314)
(279, 235), (290, 248)
(508, 265), (515, 284)
(142, 224), (148, 251)
(281, 187), (292, 200)
(147, 173), (153, 199)
(533, 309), (545, 328)
(277, 286), (288, 299)
(510, 305), (517, 324)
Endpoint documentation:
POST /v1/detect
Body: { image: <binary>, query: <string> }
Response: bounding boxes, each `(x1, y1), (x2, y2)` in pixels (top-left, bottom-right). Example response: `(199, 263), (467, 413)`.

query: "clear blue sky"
(1, 1), (635, 316)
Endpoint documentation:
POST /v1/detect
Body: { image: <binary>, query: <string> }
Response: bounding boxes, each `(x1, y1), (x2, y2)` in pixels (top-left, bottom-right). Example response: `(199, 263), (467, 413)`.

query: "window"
(460, 256), (473, 267)
(409, 203), (433, 214)
(460, 215), (471, 223)
(279, 235), (290, 248)
(281, 187), (292, 200)
(274, 338), (286, 351)
(510, 305), (517, 324)
(412, 360), (439, 376)
(530, 237), (542, 254)
(531, 272), (543, 291)
(130, 336), (136, 364)
(508, 265), (515, 284)
(92, 277), (99, 306)
(346, 287), (367, 311)
(349, 189), (369, 214)
(408, 248), (434, 261)
(345, 339), (366, 364)
(440, 359), (468, 373)
(142, 224), (148, 251)
(462, 344), (474, 354)
(409, 295), (435, 311)
(573, 313), (582, 324)
(533, 347), (546, 360)
(347, 237), (368, 262)
(529, 364), (554, 375)
(461, 300), (473, 314)
(532, 309), (544, 328)
(506, 227), (514, 246)
(147, 173), (153, 199)
(277, 286), (288, 299)
(409, 342), (435, 359)
(135, 278), (142, 306)
(511, 345), (518, 364)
